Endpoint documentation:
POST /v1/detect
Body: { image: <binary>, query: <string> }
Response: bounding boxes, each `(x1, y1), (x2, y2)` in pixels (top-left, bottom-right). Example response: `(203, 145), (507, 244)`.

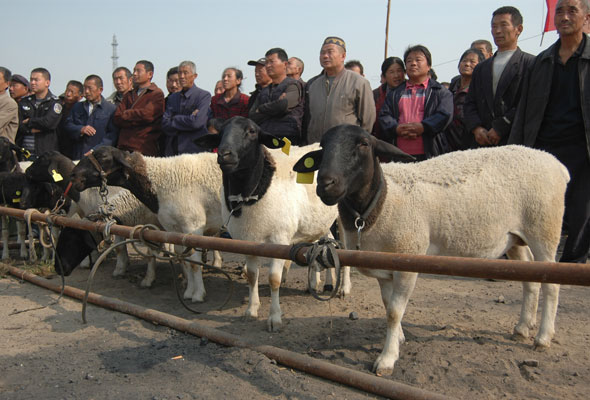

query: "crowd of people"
(0, 1), (588, 264)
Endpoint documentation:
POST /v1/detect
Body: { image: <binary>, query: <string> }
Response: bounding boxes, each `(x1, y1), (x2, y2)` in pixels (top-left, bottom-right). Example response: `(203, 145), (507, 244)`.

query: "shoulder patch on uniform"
(54, 103), (62, 114)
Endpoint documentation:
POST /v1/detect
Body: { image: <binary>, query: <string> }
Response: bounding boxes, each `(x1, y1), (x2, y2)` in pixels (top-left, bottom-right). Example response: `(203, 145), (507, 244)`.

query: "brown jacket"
(0, 91), (18, 143)
(114, 83), (164, 156)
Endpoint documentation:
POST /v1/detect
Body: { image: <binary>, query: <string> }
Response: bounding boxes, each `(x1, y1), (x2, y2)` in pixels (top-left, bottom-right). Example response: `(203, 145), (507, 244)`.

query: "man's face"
(178, 66), (197, 90)
(405, 51), (430, 81)
(30, 72), (50, 95)
(113, 70), (132, 94)
(491, 13), (522, 50)
(319, 44), (346, 70)
(83, 79), (102, 103)
(64, 84), (82, 104)
(9, 81), (28, 100)
(286, 58), (301, 77)
(555, 0), (589, 36)
(0, 73), (8, 94)
(132, 63), (152, 87)
(166, 73), (181, 94)
(473, 44), (492, 59)
(254, 64), (271, 86)
(265, 53), (287, 80)
(214, 81), (224, 95)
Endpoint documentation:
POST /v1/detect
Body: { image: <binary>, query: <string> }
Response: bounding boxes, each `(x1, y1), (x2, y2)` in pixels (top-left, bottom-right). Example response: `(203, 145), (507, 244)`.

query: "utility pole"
(385, 0), (391, 59)
(111, 34), (119, 91)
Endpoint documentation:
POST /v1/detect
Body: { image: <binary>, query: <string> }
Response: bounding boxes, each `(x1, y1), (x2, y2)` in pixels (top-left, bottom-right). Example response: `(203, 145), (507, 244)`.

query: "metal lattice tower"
(111, 34), (119, 72)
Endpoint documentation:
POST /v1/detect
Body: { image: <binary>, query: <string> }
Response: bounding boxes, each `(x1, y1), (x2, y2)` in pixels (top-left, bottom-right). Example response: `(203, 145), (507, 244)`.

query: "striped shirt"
(397, 78), (429, 155)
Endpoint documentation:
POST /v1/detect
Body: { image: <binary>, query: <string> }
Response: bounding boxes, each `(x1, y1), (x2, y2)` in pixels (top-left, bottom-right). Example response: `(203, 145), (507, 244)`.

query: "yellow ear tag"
(15, 191), (21, 196)
(12, 198), (20, 203)
(296, 172), (314, 184)
(281, 137), (291, 155)
(51, 169), (63, 182)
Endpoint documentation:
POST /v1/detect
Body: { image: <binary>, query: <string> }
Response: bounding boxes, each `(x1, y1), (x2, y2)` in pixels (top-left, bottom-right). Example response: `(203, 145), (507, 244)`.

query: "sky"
(5, 0), (559, 97)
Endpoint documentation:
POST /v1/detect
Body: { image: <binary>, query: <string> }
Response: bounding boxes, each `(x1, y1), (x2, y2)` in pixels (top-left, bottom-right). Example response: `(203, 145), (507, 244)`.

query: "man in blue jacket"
(64, 75), (118, 160)
(161, 60), (211, 156)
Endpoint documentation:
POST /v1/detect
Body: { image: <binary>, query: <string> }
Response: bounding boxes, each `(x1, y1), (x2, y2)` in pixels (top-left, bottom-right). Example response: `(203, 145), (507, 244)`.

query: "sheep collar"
(222, 147), (275, 219)
(338, 171), (387, 249)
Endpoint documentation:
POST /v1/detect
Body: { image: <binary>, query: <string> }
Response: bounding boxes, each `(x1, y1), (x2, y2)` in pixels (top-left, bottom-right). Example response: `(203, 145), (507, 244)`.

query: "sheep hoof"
(244, 309), (258, 320)
(191, 292), (206, 303)
(2, 253), (9, 260)
(373, 361), (394, 377)
(183, 289), (193, 300)
(513, 325), (531, 340)
(140, 278), (153, 288)
(323, 284), (334, 293)
(267, 317), (282, 332)
(533, 337), (551, 351)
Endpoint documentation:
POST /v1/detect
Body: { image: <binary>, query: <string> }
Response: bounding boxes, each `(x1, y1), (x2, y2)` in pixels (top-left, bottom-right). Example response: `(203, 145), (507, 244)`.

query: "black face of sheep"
(54, 227), (97, 276)
(194, 116), (286, 172)
(20, 181), (71, 212)
(0, 137), (23, 172)
(70, 146), (132, 192)
(293, 125), (414, 205)
(25, 151), (81, 201)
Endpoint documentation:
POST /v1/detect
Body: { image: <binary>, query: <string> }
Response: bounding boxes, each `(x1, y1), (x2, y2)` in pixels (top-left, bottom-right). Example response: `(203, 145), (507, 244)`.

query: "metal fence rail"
(1, 205), (589, 286)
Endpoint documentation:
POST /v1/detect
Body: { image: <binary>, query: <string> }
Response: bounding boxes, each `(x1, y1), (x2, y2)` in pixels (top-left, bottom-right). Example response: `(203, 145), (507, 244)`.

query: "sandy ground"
(0, 245), (589, 400)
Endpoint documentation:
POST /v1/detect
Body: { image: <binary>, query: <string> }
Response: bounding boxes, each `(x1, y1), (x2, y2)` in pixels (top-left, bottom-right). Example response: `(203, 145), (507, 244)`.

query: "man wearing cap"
(9, 74), (30, 104)
(16, 67), (62, 159)
(305, 36), (375, 144)
(0, 67), (19, 143)
(247, 57), (272, 112)
(249, 48), (304, 144)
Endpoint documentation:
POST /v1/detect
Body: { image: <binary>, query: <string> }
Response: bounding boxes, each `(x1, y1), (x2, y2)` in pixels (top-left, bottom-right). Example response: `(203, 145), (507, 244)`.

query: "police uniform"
(16, 90), (62, 159)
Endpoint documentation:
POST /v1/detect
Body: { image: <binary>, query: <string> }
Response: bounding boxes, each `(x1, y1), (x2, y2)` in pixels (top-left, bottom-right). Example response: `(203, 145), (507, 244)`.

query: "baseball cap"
(10, 74), (30, 89)
(247, 58), (266, 66)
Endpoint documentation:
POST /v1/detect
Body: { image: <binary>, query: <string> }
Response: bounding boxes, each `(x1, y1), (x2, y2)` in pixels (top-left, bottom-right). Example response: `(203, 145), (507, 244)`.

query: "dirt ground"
(0, 244), (589, 400)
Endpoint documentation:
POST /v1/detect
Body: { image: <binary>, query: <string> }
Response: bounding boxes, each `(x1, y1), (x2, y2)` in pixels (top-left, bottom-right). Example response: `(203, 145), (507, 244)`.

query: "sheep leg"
(534, 283), (560, 348)
(188, 252), (206, 302)
(2, 215), (9, 260)
(182, 260), (195, 300)
(323, 268), (336, 292)
(212, 250), (222, 268)
(373, 272), (417, 376)
(140, 250), (157, 288)
(281, 260), (291, 284)
(341, 266), (352, 296)
(17, 220), (27, 259)
(244, 256), (260, 319)
(113, 237), (129, 277)
(267, 258), (285, 332)
(507, 245), (540, 340)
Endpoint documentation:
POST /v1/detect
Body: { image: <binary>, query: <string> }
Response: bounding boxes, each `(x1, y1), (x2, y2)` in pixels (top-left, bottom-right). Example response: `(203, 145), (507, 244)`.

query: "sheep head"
(293, 125), (413, 205)
(194, 116), (286, 173)
(71, 146), (132, 192)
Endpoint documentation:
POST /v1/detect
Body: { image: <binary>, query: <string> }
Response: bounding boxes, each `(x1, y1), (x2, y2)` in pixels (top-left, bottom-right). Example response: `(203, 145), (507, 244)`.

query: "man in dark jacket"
(114, 60), (165, 157)
(509, 0), (590, 264)
(249, 48), (304, 144)
(161, 60), (211, 156)
(64, 75), (118, 160)
(246, 57), (272, 112)
(16, 68), (62, 159)
(463, 6), (534, 148)
(57, 80), (83, 159)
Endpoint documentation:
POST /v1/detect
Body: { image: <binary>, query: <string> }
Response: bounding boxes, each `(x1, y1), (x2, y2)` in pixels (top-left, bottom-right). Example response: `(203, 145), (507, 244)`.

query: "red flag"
(544, 0), (557, 32)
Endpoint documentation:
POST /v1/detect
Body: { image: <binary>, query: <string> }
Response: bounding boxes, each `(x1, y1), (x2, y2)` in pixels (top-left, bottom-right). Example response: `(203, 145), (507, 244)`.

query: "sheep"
(195, 116), (346, 332)
(70, 147), (223, 303)
(292, 124), (569, 375)
(0, 171), (29, 259)
(54, 188), (162, 287)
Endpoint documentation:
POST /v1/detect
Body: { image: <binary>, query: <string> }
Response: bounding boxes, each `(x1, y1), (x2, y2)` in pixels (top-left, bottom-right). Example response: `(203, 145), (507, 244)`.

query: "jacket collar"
(542, 34), (590, 61)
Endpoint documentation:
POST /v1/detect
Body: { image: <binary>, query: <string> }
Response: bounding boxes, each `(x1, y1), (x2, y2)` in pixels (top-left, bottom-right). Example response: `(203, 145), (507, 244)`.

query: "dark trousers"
(537, 139), (590, 263)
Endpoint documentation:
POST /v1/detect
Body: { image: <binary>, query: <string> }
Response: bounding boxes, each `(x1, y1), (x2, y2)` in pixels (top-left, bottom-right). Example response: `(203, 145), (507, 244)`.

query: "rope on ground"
(81, 222), (234, 323)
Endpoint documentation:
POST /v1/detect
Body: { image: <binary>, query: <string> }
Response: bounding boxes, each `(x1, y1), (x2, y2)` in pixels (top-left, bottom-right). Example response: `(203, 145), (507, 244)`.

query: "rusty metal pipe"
(5, 265), (449, 400)
(2, 206), (589, 286)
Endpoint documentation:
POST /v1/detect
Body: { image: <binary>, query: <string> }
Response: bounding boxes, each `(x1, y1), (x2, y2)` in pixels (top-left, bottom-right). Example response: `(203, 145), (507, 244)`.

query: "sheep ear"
(194, 134), (222, 150)
(207, 118), (226, 134)
(112, 149), (132, 170)
(372, 137), (416, 162)
(293, 150), (323, 172)
(259, 131), (286, 149)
